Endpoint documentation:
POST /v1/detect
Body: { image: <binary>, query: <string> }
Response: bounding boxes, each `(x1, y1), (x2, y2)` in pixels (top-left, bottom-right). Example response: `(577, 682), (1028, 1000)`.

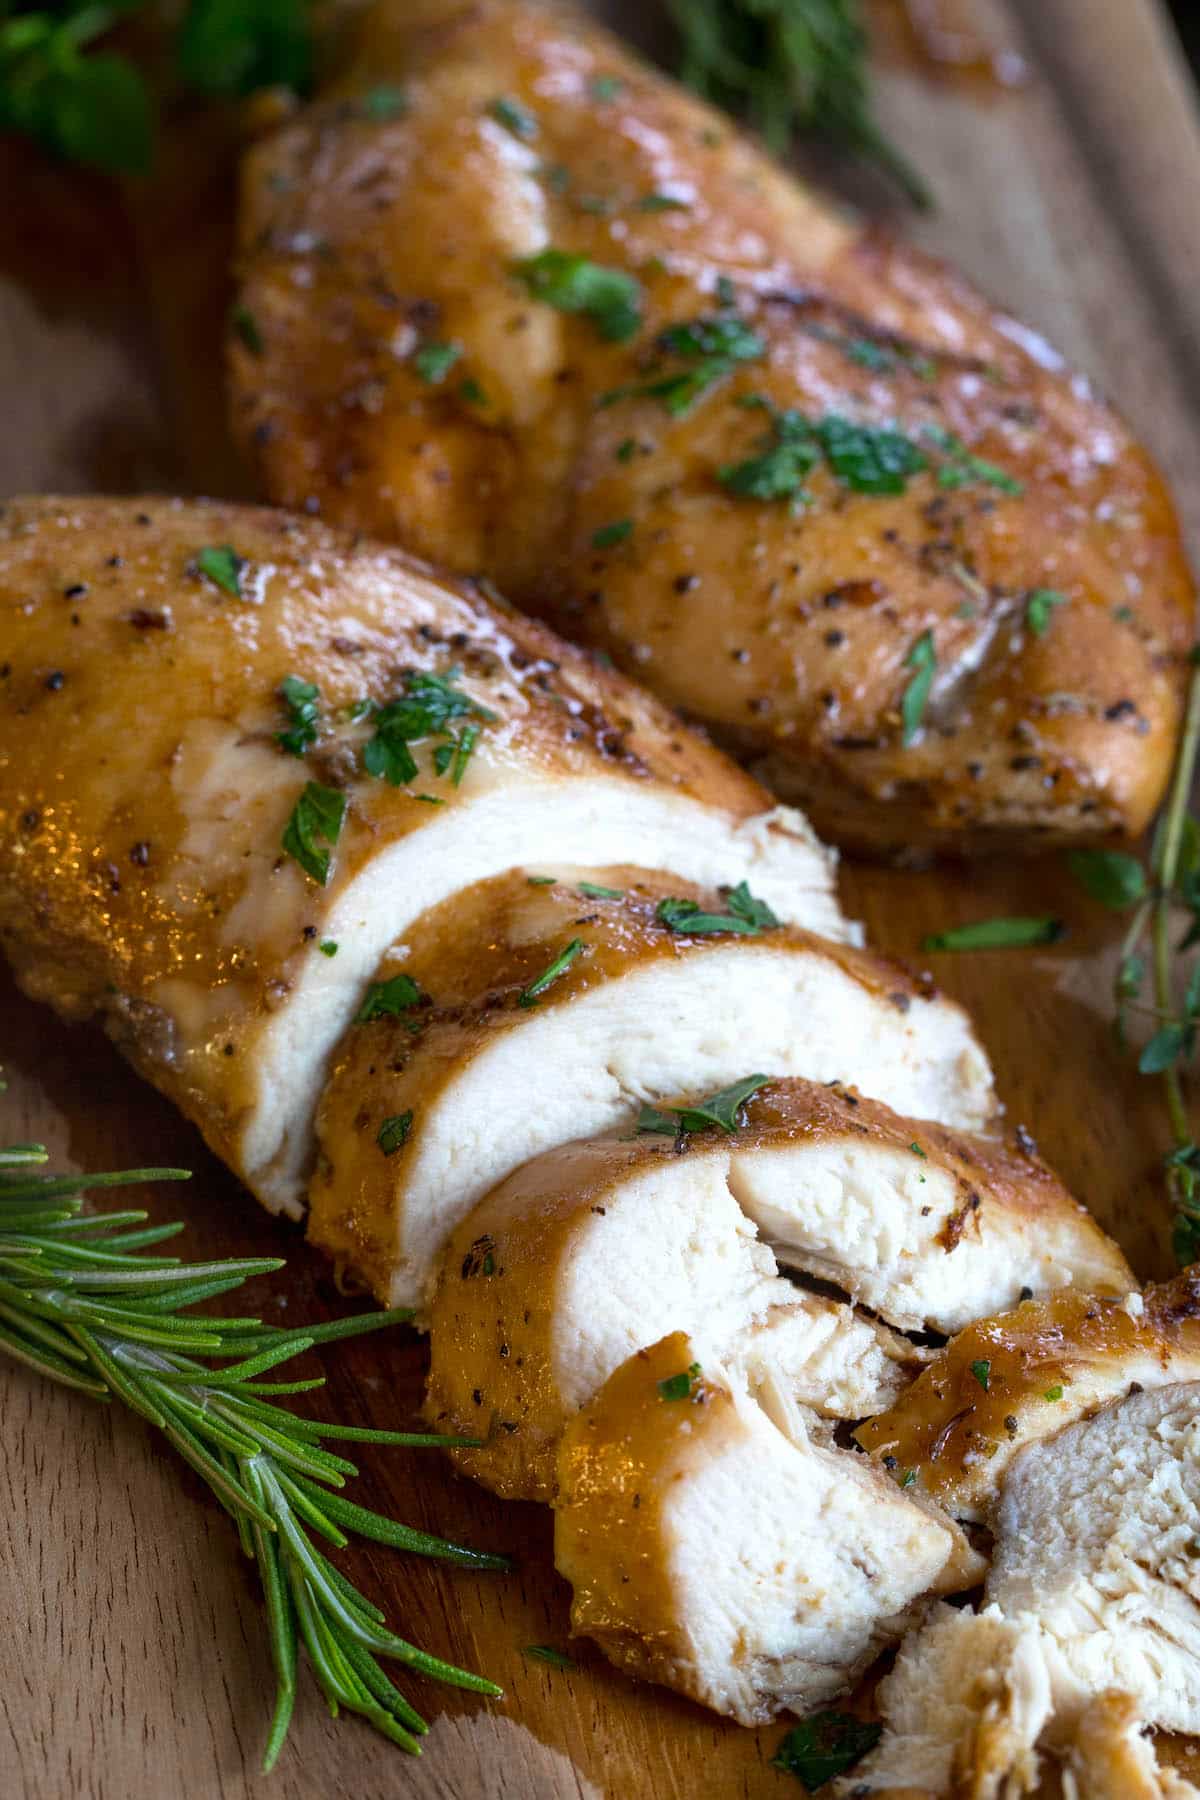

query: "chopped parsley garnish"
(818, 413), (927, 494)
(577, 882), (624, 899)
(900, 629), (936, 746)
(922, 917), (1066, 952)
(459, 377), (488, 406)
(275, 675), (320, 757)
(461, 1236), (497, 1279)
(231, 305), (264, 356)
(488, 96), (537, 139)
(656, 880), (779, 937)
(657, 1361), (701, 1401)
(377, 1111), (413, 1156)
(512, 249), (642, 343)
(601, 312), (764, 417)
(1043, 1385), (1064, 1402)
(518, 938), (585, 1008)
(970, 1359), (991, 1391)
(360, 667), (496, 790)
(355, 974), (425, 1024)
(413, 341), (462, 384)
(195, 544), (243, 598)
(615, 438), (637, 462)
(358, 84), (408, 122)
(635, 191), (690, 212)
(591, 519), (633, 550)
(909, 1141), (927, 1158)
(925, 425), (1023, 496)
(1025, 587), (1067, 636)
(523, 1644), (575, 1669)
(1068, 849), (1148, 910)
(900, 1468), (917, 1488)
(590, 74), (623, 101)
(526, 875), (556, 886)
(637, 1072), (769, 1137)
(720, 402), (928, 504)
(281, 781), (346, 886)
(319, 939), (338, 957)
(771, 1712), (882, 1789)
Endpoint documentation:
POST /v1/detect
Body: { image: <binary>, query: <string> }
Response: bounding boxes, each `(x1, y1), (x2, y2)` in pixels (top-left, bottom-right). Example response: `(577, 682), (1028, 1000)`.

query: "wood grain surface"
(4, 2), (1200, 1795)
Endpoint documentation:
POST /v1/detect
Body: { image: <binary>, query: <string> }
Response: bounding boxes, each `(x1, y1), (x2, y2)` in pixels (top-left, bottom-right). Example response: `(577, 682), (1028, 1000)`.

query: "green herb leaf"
(512, 249), (642, 343)
(357, 83), (408, 121)
(591, 519), (633, 549)
(319, 939), (338, 956)
(195, 544), (244, 598)
(816, 414), (927, 495)
(518, 939), (586, 1008)
(636, 191), (690, 211)
(488, 95), (537, 139)
(637, 1072), (769, 1137)
(900, 630), (936, 747)
(590, 74), (622, 101)
(231, 304), (264, 356)
(1068, 849), (1148, 910)
(361, 667), (496, 789)
(577, 882), (624, 899)
(657, 1361), (701, 1401)
(281, 782), (346, 886)
(970, 1359), (991, 1391)
(925, 424), (1023, 495)
(771, 1711), (883, 1790)
(378, 1111), (414, 1155)
(602, 313), (764, 416)
(656, 882), (779, 937)
(1043, 1385), (1064, 1402)
(523, 1644), (575, 1669)
(356, 975), (425, 1024)
(275, 675), (320, 756)
(177, 0), (313, 100)
(1025, 588), (1067, 636)
(1140, 1023), (1194, 1075)
(413, 341), (462, 384)
(922, 917), (1066, 952)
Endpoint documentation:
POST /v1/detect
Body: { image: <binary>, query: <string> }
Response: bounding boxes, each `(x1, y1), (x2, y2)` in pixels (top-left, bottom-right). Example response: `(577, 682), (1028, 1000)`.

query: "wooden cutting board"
(4, 2), (1200, 1794)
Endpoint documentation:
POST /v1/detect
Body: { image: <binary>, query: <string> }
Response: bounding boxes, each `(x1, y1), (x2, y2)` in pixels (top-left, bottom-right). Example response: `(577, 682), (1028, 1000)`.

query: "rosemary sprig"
(0, 1145), (507, 1769)
(668, 0), (929, 206)
(1069, 651), (1200, 1261)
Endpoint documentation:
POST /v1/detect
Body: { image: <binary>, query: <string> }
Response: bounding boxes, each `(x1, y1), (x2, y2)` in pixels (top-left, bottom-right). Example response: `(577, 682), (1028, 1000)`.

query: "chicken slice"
(846, 1384), (1200, 1796)
(553, 1332), (984, 1727)
(310, 870), (994, 1305)
(231, 0), (1193, 855)
(0, 495), (845, 1220)
(424, 1129), (917, 1500)
(857, 1272), (1200, 1520)
(720, 1081), (1130, 1332)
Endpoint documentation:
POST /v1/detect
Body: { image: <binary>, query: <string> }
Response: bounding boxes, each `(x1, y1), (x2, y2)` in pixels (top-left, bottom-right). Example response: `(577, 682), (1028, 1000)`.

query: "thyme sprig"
(0, 1145), (506, 1768)
(1069, 654), (1200, 1260)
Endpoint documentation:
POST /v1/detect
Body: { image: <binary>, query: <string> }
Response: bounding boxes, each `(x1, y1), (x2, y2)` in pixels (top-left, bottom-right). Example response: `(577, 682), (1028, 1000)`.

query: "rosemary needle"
(0, 1144), (507, 1769)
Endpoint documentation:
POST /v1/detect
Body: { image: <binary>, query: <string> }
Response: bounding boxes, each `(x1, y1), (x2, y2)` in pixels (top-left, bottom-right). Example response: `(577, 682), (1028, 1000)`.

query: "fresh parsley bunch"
(0, 0), (313, 173)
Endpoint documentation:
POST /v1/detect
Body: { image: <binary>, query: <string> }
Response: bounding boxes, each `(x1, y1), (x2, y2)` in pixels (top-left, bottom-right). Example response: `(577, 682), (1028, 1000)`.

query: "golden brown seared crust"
(308, 867), (987, 1302)
(856, 1269), (1200, 1520)
(0, 495), (825, 1206)
(231, 0), (1194, 855)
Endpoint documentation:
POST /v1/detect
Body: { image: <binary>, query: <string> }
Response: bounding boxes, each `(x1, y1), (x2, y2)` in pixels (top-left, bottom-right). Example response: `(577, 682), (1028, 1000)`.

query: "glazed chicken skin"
(0, 496), (844, 1220)
(231, 0), (1194, 855)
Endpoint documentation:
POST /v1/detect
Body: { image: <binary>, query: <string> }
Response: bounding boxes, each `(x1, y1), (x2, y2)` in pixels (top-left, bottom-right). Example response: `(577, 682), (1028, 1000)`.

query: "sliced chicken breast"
(423, 1129), (917, 1500)
(231, 0), (1194, 854)
(719, 1081), (1130, 1331)
(847, 1384), (1200, 1795)
(0, 496), (845, 1219)
(310, 870), (994, 1304)
(553, 1331), (984, 1727)
(857, 1271), (1200, 1520)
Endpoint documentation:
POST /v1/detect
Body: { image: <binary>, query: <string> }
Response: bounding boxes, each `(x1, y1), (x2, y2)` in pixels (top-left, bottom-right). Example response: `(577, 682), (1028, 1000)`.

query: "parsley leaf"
(637, 1072), (769, 1137)
(488, 95), (537, 139)
(281, 781), (346, 886)
(922, 917), (1066, 952)
(512, 249), (642, 343)
(816, 413), (927, 495)
(970, 1359), (991, 1391)
(1025, 588), (1067, 636)
(0, 14), (154, 174)
(357, 84), (408, 121)
(177, 0), (313, 99)
(900, 629), (936, 746)
(925, 425), (1023, 496)
(319, 939), (338, 956)
(231, 304), (264, 356)
(636, 191), (690, 212)
(655, 882), (779, 937)
(195, 544), (244, 598)
(591, 519), (633, 549)
(377, 1111), (413, 1156)
(518, 939), (586, 1008)
(413, 341), (462, 384)
(355, 974), (425, 1024)
(601, 313), (765, 416)
(523, 1644), (575, 1669)
(657, 1362), (701, 1401)
(360, 668), (496, 789)
(275, 675), (320, 757)
(771, 1712), (882, 1790)
(577, 882), (624, 899)
(720, 403), (928, 504)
